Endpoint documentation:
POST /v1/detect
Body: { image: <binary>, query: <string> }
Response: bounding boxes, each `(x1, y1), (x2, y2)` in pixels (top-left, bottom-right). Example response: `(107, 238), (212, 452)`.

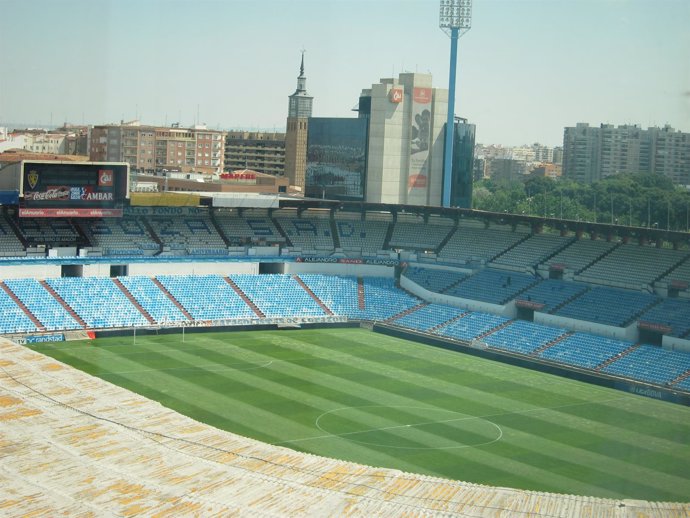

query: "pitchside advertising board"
(19, 161), (129, 218)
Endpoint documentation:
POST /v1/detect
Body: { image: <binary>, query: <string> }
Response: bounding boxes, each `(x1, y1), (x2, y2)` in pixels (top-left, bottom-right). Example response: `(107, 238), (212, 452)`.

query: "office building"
(305, 118), (368, 200)
(362, 73), (448, 205)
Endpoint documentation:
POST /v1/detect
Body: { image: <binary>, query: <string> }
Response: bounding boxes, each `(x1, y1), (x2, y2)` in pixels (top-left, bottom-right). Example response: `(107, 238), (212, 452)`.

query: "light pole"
(440, 0), (472, 208)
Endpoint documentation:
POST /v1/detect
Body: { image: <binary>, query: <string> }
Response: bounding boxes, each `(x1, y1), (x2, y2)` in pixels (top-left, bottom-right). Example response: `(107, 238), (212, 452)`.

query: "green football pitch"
(31, 327), (690, 502)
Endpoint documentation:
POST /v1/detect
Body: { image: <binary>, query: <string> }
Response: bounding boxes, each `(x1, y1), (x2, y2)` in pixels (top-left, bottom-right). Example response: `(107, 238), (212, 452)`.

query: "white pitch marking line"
(276, 396), (627, 446)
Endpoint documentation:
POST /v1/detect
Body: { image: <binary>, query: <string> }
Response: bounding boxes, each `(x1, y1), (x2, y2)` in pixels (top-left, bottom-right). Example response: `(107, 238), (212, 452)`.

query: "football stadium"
(1, 162), (689, 516)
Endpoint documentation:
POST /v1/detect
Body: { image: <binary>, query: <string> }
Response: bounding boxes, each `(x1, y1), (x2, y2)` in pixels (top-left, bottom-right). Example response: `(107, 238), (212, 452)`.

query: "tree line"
(473, 174), (690, 232)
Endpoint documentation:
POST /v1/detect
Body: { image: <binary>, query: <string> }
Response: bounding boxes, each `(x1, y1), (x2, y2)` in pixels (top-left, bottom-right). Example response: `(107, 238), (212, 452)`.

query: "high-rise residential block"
(563, 123), (690, 184)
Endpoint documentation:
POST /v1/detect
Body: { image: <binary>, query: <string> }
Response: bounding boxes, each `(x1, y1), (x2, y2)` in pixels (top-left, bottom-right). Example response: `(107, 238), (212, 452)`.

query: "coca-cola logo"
(24, 186), (70, 201)
(98, 169), (114, 186)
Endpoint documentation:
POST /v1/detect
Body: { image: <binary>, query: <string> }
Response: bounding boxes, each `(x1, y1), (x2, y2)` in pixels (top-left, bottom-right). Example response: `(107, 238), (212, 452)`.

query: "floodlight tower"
(440, 0), (472, 207)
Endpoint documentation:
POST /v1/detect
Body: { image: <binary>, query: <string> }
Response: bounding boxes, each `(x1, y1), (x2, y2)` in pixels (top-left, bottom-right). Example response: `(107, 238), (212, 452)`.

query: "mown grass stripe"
(35, 329), (690, 501)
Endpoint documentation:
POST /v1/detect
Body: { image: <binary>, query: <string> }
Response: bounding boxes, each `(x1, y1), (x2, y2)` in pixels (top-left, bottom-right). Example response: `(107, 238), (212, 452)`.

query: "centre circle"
(315, 405), (502, 450)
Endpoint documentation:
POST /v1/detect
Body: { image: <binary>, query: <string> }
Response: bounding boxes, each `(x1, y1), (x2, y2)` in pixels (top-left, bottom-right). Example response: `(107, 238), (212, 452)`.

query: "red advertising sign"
(98, 169), (114, 186)
(408, 174), (427, 189)
(389, 87), (403, 104)
(19, 208), (124, 218)
(638, 321), (673, 334)
(23, 186), (70, 201)
(413, 87), (432, 104)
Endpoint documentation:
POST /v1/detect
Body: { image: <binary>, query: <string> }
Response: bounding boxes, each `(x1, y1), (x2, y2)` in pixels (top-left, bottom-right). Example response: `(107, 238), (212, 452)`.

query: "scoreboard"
(18, 161), (129, 218)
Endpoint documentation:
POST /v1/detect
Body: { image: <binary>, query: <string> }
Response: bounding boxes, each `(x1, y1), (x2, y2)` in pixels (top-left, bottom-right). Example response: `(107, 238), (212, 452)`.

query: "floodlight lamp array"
(439, 0), (472, 34)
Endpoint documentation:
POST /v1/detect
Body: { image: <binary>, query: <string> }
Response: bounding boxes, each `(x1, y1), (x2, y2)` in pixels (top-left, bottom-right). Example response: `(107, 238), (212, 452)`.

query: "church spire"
(300, 49), (305, 77)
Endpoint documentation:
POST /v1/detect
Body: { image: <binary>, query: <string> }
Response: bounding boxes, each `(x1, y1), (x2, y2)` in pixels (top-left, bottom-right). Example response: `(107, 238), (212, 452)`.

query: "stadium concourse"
(1, 203), (690, 514)
(1, 338), (688, 517)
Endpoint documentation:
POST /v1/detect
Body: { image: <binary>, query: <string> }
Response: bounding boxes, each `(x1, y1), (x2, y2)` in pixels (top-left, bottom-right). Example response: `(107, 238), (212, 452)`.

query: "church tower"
(284, 52), (313, 191)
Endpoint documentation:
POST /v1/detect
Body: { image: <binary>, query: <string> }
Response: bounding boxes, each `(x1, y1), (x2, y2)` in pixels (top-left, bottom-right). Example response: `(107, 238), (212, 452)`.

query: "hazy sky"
(1, 0), (688, 146)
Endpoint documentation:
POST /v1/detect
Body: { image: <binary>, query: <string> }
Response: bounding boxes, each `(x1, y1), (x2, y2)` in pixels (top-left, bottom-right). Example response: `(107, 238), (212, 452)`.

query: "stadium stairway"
(473, 319), (516, 341)
(141, 218), (164, 255)
(328, 219), (341, 249)
(652, 253), (690, 286)
(595, 343), (642, 371)
(271, 216), (293, 247)
(112, 278), (156, 325)
(548, 289), (590, 314)
(669, 368), (690, 387)
(486, 233), (531, 263)
(208, 211), (232, 248)
(385, 302), (429, 324)
(439, 273), (469, 294)
(429, 311), (469, 333)
(531, 331), (573, 356)
(38, 280), (87, 328)
(292, 275), (334, 316)
(151, 278), (193, 321)
(357, 277), (365, 310)
(0, 281), (45, 331)
(622, 298), (663, 327)
(382, 220), (395, 250)
(576, 242), (621, 274)
(4, 214), (29, 248)
(434, 225), (457, 254)
(223, 277), (266, 318)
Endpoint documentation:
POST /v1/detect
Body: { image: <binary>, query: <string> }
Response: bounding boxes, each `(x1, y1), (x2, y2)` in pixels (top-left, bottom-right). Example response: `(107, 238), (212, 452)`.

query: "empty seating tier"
(334, 214), (389, 257)
(275, 211), (335, 254)
(537, 333), (634, 370)
(229, 274), (326, 318)
(403, 266), (467, 293)
(388, 215), (455, 251)
(542, 239), (618, 273)
(391, 304), (465, 332)
(602, 345), (690, 385)
(0, 218), (26, 257)
(516, 280), (589, 313)
(435, 312), (509, 342)
(484, 321), (568, 355)
(117, 276), (189, 324)
(213, 209), (285, 246)
(3, 279), (81, 331)
(147, 215), (227, 256)
(437, 226), (527, 265)
(0, 286), (38, 334)
(576, 244), (688, 289)
(490, 234), (574, 271)
(553, 287), (659, 327)
(81, 217), (159, 256)
(445, 269), (539, 305)
(156, 275), (256, 321)
(46, 277), (150, 329)
(16, 218), (80, 247)
(637, 298), (690, 338)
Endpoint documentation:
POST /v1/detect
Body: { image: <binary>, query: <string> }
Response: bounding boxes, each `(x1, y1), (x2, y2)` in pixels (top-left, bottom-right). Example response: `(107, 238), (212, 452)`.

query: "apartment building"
(90, 121), (225, 175)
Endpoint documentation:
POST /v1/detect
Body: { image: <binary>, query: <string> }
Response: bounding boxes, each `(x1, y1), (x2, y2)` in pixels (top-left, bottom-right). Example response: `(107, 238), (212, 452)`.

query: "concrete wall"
(0, 264), (62, 280)
(283, 262), (393, 277)
(127, 262), (258, 276)
(400, 275), (517, 317)
(662, 335), (690, 353)
(534, 312), (638, 341)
